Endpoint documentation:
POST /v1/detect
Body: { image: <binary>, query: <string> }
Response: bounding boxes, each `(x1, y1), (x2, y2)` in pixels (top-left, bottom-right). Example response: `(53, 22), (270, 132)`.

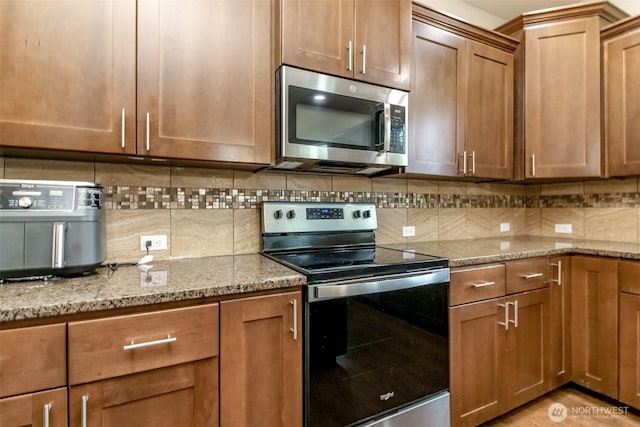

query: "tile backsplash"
(2, 156), (640, 263)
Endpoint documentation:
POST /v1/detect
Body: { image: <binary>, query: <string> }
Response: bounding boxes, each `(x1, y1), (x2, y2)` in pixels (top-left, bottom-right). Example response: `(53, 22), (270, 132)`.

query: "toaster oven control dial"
(286, 210), (296, 219)
(353, 210), (361, 218)
(274, 209), (284, 220)
(362, 210), (371, 219)
(18, 196), (33, 209)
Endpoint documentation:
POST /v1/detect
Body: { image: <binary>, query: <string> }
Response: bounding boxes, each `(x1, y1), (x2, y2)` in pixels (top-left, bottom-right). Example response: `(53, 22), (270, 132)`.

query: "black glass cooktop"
(265, 246), (448, 284)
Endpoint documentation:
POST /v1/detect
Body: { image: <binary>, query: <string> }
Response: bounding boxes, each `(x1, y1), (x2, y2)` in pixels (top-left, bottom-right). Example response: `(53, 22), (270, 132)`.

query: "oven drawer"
(68, 304), (218, 385)
(450, 264), (506, 306)
(506, 258), (550, 294)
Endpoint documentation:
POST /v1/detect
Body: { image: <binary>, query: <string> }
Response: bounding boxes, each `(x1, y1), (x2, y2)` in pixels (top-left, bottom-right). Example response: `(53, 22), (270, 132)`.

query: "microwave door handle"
(375, 109), (385, 152)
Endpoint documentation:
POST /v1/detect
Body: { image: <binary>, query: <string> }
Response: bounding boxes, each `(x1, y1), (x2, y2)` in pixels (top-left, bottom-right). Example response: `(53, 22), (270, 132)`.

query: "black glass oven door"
(288, 86), (384, 151)
(305, 280), (449, 427)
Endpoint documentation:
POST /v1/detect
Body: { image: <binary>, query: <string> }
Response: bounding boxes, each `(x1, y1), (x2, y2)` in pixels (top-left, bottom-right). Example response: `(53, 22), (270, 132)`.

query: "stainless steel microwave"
(274, 66), (408, 176)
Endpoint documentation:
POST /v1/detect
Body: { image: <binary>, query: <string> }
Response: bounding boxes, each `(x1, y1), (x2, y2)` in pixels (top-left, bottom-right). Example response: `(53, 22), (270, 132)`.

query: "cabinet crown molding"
(602, 14), (640, 40)
(495, 1), (628, 35)
(412, 3), (518, 52)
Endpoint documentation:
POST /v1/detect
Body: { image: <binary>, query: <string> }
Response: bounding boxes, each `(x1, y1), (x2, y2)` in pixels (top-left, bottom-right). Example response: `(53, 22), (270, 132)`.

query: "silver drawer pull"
(471, 281), (495, 288)
(43, 402), (52, 427)
(549, 260), (562, 285)
(123, 335), (176, 351)
(497, 303), (509, 330)
(520, 272), (543, 279)
(290, 299), (298, 340)
(81, 395), (89, 427)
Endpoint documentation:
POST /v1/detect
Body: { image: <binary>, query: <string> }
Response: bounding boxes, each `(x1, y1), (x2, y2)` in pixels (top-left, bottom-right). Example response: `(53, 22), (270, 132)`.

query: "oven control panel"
(262, 202), (377, 233)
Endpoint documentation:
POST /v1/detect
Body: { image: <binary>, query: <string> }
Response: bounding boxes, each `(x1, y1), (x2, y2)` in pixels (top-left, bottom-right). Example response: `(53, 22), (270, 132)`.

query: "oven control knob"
(286, 209), (296, 219)
(273, 209), (283, 220)
(18, 196), (33, 209)
(353, 210), (361, 219)
(363, 210), (371, 218)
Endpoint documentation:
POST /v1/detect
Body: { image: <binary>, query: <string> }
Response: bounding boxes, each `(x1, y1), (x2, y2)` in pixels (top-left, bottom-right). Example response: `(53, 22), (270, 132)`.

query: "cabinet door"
(138, 0), (272, 164)
(0, 388), (67, 427)
(620, 292), (640, 409)
(505, 289), (551, 409)
(548, 256), (572, 389)
(524, 17), (601, 178)
(281, 0), (354, 80)
(466, 41), (513, 179)
(220, 291), (302, 427)
(0, 0), (136, 154)
(407, 21), (466, 176)
(605, 26), (640, 176)
(69, 359), (218, 427)
(571, 256), (618, 398)
(450, 298), (507, 427)
(354, 0), (411, 90)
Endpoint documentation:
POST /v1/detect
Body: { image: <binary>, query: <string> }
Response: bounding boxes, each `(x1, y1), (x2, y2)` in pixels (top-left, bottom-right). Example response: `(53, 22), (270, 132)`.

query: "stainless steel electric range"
(261, 202), (451, 427)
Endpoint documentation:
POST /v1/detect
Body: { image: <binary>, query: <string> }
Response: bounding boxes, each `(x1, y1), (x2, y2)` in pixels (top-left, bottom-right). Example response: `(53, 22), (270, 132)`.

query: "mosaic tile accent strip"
(103, 185), (530, 209)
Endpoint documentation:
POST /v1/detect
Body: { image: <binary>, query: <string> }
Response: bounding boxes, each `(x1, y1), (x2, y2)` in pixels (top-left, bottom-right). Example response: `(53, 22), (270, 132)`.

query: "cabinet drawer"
(0, 387), (67, 427)
(450, 264), (506, 306)
(506, 258), (549, 294)
(619, 260), (640, 295)
(0, 324), (66, 397)
(68, 304), (218, 385)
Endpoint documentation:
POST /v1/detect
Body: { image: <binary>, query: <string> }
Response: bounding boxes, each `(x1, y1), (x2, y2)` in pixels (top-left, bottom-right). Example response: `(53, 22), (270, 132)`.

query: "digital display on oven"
(306, 207), (344, 220)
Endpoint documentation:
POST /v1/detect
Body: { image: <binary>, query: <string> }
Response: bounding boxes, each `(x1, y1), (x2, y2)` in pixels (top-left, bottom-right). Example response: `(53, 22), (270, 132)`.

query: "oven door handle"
(310, 268), (450, 302)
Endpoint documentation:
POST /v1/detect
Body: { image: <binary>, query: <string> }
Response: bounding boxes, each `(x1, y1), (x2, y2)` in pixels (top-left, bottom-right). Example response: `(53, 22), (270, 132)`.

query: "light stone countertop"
(0, 254), (305, 323)
(381, 236), (640, 268)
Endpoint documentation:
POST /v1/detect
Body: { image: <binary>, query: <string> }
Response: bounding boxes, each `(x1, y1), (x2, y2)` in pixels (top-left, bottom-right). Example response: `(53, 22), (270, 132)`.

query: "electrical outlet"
(555, 224), (572, 234)
(402, 226), (416, 237)
(140, 235), (168, 251)
(500, 222), (510, 232)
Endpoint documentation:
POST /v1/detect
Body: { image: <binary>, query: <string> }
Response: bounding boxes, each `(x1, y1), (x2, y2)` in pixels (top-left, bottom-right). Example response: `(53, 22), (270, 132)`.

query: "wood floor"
(481, 385), (640, 426)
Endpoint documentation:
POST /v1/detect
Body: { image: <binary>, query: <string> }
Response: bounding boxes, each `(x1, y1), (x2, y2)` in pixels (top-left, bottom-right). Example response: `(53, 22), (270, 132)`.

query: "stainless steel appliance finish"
(274, 66), (408, 176)
(262, 202), (450, 427)
(0, 179), (106, 280)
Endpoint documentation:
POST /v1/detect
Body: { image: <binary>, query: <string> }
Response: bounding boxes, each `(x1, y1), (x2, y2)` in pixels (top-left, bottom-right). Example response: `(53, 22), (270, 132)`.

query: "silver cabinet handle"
(531, 153), (536, 177)
(290, 299), (298, 340)
(361, 44), (367, 74)
(550, 260), (562, 285)
(43, 403), (52, 427)
(347, 41), (353, 71)
(51, 223), (66, 269)
(470, 151), (476, 175)
(81, 395), (89, 427)
(121, 108), (126, 149)
(509, 301), (519, 328)
(497, 303), (509, 330)
(145, 112), (151, 151)
(520, 272), (543, 279)
(458, 151), (467, 175)
(123, 335), (176, 351)
(471, 281), (495, 288)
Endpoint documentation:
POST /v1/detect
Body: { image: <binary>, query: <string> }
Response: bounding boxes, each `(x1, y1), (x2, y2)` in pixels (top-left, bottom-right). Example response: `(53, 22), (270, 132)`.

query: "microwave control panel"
(388, 105), (406, 154)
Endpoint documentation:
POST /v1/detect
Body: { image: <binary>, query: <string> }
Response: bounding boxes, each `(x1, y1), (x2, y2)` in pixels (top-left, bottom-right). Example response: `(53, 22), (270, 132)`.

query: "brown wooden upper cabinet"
(603, 16), (640, 177)
(0, 0), (273, 165)
(497, 2), (626, 180)
(279, 0), (411, 90)
(406, 6), (516, 179)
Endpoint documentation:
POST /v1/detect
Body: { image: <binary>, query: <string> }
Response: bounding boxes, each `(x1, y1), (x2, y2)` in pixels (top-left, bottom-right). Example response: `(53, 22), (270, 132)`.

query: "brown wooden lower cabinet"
(620, 292), (640, 408)
(571, 256), (618, 399)
(69, 359), (218, 427)
(220, 291), (302, 427)
(450, 288), (550, 427)
(0, 387), (68, 427)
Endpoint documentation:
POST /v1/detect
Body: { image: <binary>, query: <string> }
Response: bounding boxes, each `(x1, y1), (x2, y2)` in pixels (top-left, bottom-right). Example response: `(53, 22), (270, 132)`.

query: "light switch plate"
(500, 223), (510, 232)
(555, 224), (572, 234)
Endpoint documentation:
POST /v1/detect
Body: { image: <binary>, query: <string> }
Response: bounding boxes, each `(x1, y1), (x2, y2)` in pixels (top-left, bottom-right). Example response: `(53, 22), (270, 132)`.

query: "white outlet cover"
(555, 224), (572, 234)
(500, 223), (510, 232)
(402, 226), (416, 237)
(140, 235), (168, 251)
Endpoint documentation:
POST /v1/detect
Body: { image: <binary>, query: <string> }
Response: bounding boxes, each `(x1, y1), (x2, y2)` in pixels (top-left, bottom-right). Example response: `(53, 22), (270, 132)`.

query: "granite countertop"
(381, 236), (640, 268)
(0, 254), (305, 323)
